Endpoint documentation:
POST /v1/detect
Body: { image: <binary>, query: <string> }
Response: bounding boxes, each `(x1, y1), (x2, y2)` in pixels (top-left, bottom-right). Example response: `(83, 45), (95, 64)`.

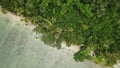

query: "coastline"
(0, 7), (80, 53)
(1, 7), (120, 68)
(0, 1), (120, 67)
(1, 6), (120, 68)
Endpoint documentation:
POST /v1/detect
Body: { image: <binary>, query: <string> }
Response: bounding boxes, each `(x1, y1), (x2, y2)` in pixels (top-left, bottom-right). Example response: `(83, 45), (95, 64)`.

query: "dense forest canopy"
(0, 0), (120, 67)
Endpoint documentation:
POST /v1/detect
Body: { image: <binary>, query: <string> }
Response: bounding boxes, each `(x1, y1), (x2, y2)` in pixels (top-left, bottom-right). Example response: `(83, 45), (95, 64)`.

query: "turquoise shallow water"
(0, 12), (117, 68)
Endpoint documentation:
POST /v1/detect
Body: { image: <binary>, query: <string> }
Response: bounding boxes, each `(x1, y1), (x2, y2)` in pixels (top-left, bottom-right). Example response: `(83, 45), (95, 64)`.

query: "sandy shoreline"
(61, 42), (80, 53)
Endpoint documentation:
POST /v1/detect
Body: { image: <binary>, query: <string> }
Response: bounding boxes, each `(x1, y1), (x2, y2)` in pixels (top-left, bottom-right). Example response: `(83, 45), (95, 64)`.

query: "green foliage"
(74, 46), (91, 62)
(1, 0), (120, 67)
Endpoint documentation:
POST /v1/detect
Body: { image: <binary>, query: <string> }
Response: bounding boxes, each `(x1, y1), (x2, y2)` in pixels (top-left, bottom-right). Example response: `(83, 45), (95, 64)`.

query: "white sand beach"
(61, 42), (80, 53)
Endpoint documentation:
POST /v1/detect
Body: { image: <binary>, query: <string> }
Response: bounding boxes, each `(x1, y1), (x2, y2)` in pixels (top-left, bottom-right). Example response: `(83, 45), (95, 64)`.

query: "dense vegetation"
(0, 0), (120, 67)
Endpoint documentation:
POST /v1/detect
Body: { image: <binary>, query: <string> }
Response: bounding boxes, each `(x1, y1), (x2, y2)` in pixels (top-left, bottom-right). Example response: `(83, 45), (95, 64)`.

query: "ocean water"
(0, 12), (116, 68)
